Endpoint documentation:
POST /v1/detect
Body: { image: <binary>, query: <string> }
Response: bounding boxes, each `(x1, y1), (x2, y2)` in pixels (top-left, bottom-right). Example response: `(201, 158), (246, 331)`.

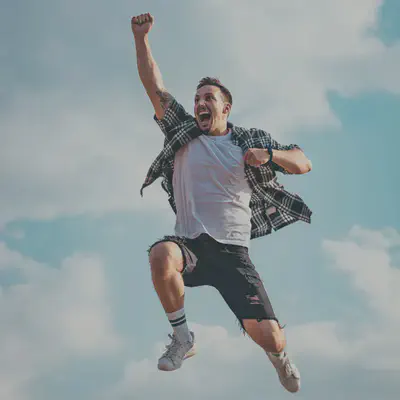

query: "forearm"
(135, 36), (164, 90)
(271, 148), (312, 174)
(134, 35), (167, 118)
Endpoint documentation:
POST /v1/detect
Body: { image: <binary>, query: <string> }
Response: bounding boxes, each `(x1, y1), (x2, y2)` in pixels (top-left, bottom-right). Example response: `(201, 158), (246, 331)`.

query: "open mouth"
(198, 110), (211, 124)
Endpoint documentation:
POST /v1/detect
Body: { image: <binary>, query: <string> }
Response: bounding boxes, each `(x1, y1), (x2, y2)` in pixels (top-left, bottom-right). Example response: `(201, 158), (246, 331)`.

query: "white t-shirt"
(173, 131), (252, 247)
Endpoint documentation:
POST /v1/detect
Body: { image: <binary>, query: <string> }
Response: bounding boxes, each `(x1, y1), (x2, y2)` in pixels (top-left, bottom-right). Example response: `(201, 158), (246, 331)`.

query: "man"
(132, 13), (312, 393)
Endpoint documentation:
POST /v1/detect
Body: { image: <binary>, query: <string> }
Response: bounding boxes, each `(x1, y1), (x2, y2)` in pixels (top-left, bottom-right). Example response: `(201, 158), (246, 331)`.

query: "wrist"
(134, 33), (149, 44)
(266, 145), (273, 163)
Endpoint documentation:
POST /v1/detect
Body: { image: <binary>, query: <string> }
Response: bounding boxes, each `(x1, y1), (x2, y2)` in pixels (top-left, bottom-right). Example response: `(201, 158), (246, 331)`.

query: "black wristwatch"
(266, 144), (273, 163)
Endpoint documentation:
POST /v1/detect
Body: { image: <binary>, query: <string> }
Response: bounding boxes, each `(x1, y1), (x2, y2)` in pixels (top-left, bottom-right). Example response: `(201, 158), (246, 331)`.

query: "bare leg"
(149, 241), (196, 371)
(242, 319), (286, 353)
(242, 319), (300, 393)
(148, 241), (185, 313)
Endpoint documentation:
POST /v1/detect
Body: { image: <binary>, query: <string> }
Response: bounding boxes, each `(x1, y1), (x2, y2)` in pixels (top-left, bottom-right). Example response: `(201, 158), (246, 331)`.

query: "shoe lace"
(284, 361), (294, 377)
(163, 334), (181, 359)
(273, 353), (295, 378)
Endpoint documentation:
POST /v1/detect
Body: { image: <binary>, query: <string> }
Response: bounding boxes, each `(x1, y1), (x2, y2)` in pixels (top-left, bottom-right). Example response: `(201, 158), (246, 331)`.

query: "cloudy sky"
(1, 0), (400, 399)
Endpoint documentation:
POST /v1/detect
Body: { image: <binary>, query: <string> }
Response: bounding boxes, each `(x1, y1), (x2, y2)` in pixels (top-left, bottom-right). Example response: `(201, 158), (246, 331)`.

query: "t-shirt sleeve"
(153, 97), (193, 137)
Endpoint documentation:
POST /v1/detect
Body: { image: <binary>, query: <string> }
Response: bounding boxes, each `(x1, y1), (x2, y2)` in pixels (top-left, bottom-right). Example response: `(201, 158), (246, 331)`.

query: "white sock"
(167, 308), (192, 343)
(268, 350), (286, 359)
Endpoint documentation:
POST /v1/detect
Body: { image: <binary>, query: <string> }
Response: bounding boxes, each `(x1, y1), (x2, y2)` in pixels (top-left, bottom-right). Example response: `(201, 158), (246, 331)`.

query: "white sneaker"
(267, 352), (301, 393)
(158, 331), (196, 371)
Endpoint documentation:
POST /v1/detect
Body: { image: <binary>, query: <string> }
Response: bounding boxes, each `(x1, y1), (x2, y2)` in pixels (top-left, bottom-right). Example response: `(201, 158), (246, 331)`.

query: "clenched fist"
(131, 13), (154, 37)
(244, 148), (271, 167)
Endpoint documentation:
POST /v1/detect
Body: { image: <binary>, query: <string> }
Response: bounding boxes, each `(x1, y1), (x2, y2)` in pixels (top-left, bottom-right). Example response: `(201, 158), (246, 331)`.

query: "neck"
(208, 123), (229, 136)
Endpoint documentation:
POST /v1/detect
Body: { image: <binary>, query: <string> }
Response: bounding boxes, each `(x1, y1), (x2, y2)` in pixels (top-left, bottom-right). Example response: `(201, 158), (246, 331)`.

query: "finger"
(244, 153), (252, 164)
(244, 150), (254, 163)
(252, 156), (262, 167)
(248, 158), (259, 167)
(143, 13), (151, 24)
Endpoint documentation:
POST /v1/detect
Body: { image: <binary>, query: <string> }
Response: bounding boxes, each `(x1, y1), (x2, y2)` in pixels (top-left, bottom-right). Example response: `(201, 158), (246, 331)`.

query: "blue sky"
(1, 1), (400, 399)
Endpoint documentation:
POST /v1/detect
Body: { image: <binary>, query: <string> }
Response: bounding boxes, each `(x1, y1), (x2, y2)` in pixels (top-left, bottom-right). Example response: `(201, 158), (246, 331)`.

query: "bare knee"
(243, 319), (286, 353)
(264, 331), (286, 353)
(254, 329), (285, 353)
(148, 242), (183, 278)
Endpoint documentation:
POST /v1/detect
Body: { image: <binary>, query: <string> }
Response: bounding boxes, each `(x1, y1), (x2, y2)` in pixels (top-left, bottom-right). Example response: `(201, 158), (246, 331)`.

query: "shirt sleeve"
(153, 97), (193, 138)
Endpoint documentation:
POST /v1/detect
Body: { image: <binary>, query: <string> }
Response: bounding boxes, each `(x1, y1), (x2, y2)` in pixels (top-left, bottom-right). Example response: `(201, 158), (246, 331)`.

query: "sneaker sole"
(184, 344), (197, 360)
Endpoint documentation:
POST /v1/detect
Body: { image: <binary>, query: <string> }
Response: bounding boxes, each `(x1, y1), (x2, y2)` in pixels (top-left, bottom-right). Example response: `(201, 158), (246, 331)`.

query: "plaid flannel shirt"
(140, 97), (312, 239)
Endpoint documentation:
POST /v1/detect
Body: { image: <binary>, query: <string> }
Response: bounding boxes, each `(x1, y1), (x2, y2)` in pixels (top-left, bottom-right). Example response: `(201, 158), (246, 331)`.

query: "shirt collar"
(199, 121), (241, 135)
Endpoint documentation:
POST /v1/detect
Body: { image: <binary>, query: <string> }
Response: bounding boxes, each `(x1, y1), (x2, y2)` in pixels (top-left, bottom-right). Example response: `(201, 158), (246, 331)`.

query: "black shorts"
(148, 233), (280, 332)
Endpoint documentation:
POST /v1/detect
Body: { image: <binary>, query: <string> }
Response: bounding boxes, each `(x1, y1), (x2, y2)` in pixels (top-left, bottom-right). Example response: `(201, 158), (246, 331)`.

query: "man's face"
(194, 85), (230, 131)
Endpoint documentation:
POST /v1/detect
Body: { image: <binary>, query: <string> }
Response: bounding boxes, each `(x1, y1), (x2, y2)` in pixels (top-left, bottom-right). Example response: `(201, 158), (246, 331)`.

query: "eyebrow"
(195, 92), (216, 99)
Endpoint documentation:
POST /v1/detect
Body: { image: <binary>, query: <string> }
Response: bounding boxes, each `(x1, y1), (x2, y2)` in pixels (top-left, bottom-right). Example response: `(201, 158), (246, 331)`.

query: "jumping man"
(132, 13), (312, 393)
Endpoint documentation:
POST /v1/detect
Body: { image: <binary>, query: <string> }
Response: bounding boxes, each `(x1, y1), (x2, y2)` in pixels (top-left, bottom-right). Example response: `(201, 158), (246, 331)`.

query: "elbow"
(293, 159), (312, 174)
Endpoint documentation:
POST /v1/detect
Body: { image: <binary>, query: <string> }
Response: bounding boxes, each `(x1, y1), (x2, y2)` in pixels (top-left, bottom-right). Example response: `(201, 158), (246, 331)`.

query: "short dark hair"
(196, 77), (233, 105)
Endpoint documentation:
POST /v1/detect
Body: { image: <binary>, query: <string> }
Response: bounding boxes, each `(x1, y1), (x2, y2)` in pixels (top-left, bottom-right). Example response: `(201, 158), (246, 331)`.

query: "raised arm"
(131, 13), (172, 119)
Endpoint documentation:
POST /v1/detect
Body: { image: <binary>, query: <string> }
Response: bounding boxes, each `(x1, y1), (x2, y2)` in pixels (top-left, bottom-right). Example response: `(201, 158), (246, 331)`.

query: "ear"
(223, 103), (232, 115)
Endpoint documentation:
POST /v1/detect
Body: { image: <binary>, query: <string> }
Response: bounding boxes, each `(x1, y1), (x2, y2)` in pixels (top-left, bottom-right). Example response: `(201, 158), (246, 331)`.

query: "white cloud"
(185, 0), (400, 134)
(0, 242), (122, 400)
(288, 321), (351, 361)
(105, 225), (400, 400)
(106, 323), (264, 400)
(323, 225), (400, 321)
(275, 226), (400, 372)
(0, 88), (171, 228)
(290, 225), (400, 371)
(2, 0), (399, 226)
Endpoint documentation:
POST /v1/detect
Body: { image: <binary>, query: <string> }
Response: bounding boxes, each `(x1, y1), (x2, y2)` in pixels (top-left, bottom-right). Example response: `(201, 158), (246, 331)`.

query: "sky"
(1, 0), (400, 399)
